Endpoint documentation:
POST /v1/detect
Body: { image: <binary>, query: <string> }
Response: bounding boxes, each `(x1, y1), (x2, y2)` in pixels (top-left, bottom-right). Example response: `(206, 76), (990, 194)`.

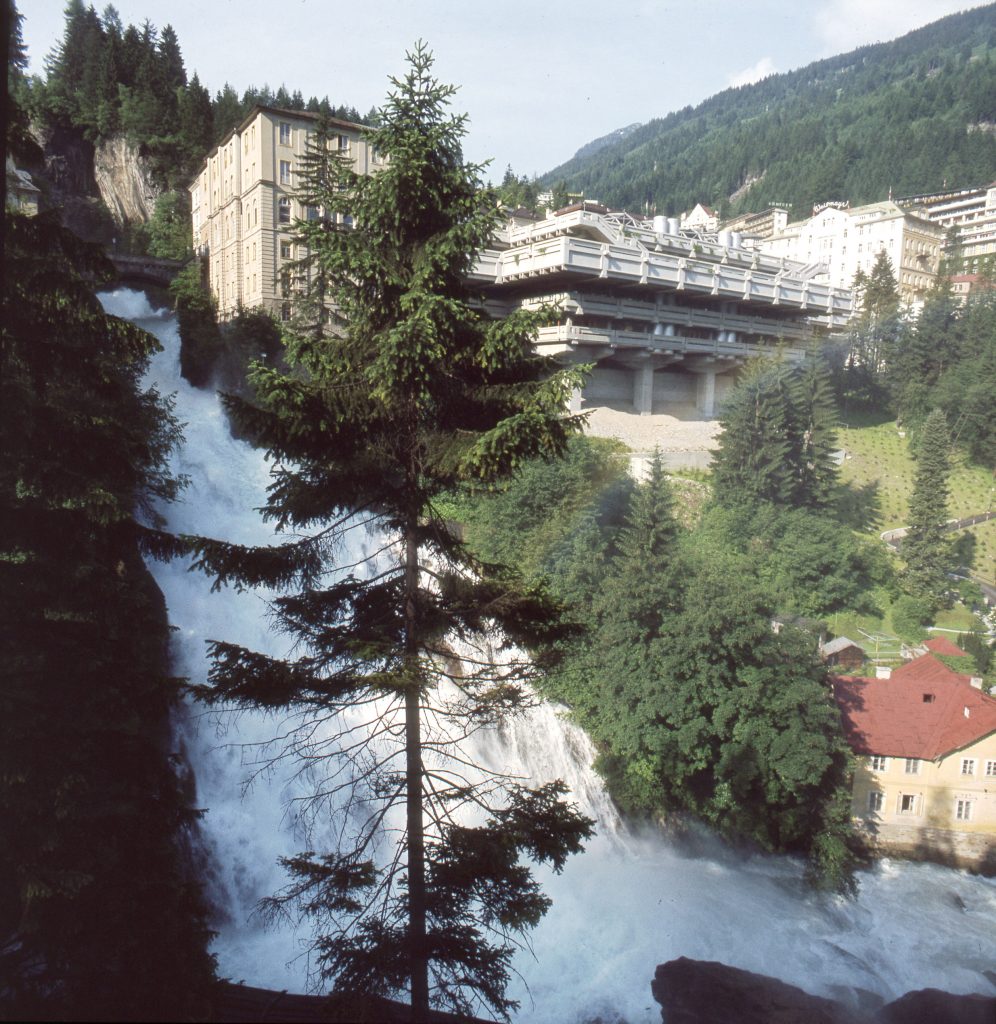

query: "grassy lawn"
(932, 604), (987, 632)
(837, 409), (995, 580)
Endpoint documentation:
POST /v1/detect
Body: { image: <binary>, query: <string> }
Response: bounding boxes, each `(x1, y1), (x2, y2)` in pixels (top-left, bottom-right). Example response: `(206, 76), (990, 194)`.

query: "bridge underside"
(109, 255), (184, 289)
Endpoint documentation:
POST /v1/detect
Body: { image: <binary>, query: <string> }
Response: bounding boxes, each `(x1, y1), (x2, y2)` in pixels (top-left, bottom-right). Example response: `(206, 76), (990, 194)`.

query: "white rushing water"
(102, 288), (996, 1023)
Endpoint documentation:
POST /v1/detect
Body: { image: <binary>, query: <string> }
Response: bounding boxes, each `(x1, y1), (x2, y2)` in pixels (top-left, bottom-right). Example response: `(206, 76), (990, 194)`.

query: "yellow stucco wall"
(189, 108), (379, 320)
(851, 733), (996, 837)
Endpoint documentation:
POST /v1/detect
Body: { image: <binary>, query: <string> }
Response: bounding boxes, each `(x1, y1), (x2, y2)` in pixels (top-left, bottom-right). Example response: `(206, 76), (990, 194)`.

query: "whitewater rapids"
(102, 289), (996, 1023)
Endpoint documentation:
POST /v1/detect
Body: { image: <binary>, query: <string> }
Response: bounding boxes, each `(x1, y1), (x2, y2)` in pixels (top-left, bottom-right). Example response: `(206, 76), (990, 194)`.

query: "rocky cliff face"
(28, 125), (159, 242)
(93, 134), (161, 227)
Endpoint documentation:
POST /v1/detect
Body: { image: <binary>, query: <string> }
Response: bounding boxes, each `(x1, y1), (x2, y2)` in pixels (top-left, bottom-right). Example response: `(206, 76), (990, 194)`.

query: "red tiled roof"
(923, 636), (968, 657)
(832, 654), (996, 760)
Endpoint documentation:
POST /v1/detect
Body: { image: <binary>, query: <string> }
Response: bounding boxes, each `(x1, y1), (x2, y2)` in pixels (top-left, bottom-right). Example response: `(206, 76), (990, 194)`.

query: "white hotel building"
(762, 201), (943, 309)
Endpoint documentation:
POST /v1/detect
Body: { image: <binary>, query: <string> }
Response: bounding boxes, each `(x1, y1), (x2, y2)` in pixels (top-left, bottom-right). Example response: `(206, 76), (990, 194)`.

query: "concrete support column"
(634, 363), (654, 416)
(696, 369), (716, 418)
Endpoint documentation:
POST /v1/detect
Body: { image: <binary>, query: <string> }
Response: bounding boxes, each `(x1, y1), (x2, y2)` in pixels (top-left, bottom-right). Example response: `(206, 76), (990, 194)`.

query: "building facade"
(189, 105), (383, 319)
(948, 273), (996, 304)
(897, 182), (996, 274)
(762, 200), (944, 308)
(680, 202), (719, 233)
(832, 643), (996, 870)
(189, 142), (852, 417)
(470, 204), (852, 418)
(720, 206), (790, 242)
(6, 157), (40, 216)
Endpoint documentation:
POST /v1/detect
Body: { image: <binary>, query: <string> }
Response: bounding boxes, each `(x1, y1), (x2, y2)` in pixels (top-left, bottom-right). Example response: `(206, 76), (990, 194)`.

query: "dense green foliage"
(541, 5), (996, 218)
(831, 250), (996, 469)
(170, 263), (283, 395)
(712, 357), (839, 511)
(22, 2), (370, 191)
(209, 81), (372, 146)
(26, 1), (211, 187)
(888, 286), (996, 467)
(452, 435), (861, 892)
(186, 47), (591, 1021)
(145, 190), (192, 259)
(901, 409), (954, 606)
(1, 209), (216, 1019)
(169, 260), (222, 386)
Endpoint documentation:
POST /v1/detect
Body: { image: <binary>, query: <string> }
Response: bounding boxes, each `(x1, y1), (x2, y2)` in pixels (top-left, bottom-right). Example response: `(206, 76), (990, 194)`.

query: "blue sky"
(18, 0), (991, 179)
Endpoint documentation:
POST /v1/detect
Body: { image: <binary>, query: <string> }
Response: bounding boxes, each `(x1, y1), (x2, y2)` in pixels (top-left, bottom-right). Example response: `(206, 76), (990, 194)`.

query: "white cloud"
(813, 0), (987, 54)
(728, 56), (778, 88)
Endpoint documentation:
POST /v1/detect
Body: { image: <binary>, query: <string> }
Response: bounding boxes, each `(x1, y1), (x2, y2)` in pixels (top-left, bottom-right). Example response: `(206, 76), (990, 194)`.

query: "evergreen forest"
(536, 4), (996, 218)
(14, 1), (371, 192)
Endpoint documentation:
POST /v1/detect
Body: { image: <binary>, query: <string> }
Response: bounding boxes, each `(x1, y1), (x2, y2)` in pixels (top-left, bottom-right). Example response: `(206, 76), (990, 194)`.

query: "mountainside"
(541, 5), (996, 218)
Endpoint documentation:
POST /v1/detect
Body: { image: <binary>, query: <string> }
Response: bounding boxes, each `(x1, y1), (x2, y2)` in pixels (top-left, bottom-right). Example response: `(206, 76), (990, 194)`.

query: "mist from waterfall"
(102, 288), (996, 1023)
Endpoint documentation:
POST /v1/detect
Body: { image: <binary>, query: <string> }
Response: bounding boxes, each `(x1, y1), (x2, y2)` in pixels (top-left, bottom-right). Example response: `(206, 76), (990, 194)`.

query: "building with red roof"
(923, 635), (976, 658)
(831, 643), (996, 870)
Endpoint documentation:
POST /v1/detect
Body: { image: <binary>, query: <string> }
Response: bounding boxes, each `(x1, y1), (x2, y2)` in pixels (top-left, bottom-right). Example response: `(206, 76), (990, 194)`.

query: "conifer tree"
(598, 450), (680, 642)
(712, 358), (839, 512)
(842, 251), (903, 404)
(188, 45), (591, 1022)
(788, 357), (839, 511)
(902, 407), (953, 606)
(712, 359), (795, 508)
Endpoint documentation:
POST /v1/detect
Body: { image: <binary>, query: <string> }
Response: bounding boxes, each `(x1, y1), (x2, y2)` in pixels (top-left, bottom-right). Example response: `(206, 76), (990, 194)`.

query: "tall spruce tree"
(712, 357), (839, 512)
(712, 359), (794, 508)
(187, 45), (592, 1021)
(598, 450), (680, 643)
(788, 357), (840, 511)
(841, 251), (903, 405)
(902, 407), (953, 606)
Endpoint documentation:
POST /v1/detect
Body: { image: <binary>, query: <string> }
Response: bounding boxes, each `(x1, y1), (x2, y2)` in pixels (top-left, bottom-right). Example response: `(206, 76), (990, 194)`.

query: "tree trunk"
(404, 522), (429, 1022)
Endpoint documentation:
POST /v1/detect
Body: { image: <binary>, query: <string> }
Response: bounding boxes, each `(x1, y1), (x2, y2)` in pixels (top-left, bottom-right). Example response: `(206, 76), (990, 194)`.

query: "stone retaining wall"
(855, 821), (996, 874)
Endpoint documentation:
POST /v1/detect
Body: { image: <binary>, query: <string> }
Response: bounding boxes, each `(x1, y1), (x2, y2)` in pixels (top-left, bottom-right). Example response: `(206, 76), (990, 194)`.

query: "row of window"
(867, 791), (977, 820)
(278, 198), (353, 227)
(279, 122), (355, 155)
(869, 756), (996, 776)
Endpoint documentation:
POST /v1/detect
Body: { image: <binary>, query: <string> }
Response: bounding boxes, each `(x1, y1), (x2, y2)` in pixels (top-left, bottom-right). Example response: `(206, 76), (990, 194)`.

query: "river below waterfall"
(102, 288), (996, 1023)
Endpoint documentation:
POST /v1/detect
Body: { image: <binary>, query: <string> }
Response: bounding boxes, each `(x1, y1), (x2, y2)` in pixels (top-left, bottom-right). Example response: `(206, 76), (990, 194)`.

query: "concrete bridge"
(109, 254), (186, 287)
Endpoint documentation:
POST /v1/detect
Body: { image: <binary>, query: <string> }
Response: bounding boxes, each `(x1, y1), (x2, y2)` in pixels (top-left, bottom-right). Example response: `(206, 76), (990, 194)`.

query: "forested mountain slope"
(541, 5), (996, 218)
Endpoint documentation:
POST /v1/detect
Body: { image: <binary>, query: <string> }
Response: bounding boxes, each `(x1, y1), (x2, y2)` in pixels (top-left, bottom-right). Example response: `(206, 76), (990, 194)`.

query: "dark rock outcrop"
(652, 958), (864, 1024)
(878, 988), (996, 1024)
(652, 958), (996, 1024)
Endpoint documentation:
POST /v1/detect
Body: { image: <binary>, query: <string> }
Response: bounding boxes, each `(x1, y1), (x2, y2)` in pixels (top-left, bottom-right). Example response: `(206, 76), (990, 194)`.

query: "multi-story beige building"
(897, 182), (996, 274)
(832, 638), (996, 870)
(720, 206), (790, 242)
(761, 200), (944, 308)
(189, 105), (383, 319)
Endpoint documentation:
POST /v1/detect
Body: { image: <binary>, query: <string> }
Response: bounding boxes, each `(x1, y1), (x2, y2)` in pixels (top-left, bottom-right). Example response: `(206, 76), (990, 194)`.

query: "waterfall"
(102, 288), (996, 1023)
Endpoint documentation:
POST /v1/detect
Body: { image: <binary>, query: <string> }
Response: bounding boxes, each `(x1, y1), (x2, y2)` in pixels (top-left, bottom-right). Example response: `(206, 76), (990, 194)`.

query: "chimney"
(970, 677), (983, 689)
(964, 706), (971, 718)
(876, 666), (892, 679)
